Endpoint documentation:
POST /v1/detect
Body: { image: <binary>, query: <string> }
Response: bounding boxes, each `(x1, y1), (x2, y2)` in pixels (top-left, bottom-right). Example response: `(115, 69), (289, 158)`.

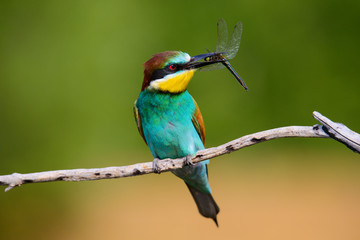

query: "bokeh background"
(1, 0), (360, 239)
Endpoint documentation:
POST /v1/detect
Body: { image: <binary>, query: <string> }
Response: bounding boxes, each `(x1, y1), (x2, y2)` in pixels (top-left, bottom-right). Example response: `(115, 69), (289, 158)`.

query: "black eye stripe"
(150, 68), (171, 81)
(150, 64), (185, 81)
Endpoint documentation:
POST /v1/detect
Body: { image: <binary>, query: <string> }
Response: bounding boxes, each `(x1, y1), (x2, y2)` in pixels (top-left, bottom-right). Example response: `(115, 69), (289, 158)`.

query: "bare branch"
(0, 111), (358, 192)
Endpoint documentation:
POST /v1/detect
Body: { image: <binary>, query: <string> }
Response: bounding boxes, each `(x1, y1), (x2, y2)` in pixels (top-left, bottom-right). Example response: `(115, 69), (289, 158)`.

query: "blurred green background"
(0, 0), (359, 239)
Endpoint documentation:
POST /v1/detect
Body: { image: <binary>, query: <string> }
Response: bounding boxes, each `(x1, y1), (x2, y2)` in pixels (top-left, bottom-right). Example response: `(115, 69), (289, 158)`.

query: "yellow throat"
(149, 69), (196, 93)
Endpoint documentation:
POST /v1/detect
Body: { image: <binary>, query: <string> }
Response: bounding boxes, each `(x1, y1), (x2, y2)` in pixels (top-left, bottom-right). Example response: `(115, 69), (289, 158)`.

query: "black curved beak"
(184, 52), (225, 70)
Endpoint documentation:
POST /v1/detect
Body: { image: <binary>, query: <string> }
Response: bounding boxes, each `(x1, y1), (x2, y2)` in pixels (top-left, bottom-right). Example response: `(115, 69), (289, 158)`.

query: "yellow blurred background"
(0, 0), (359, 239)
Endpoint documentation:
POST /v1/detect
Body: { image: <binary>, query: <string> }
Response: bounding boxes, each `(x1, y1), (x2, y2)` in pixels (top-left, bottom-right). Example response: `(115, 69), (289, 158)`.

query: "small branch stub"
(0, 111), (358, 192)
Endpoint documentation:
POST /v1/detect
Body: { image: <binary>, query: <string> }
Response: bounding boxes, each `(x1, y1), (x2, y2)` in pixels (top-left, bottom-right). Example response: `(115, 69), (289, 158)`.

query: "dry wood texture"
(1, 111), (359, 192)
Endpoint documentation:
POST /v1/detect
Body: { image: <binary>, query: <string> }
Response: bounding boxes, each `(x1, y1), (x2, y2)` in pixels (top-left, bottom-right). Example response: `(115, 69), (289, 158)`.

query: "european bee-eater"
(134, 51), (238, 226)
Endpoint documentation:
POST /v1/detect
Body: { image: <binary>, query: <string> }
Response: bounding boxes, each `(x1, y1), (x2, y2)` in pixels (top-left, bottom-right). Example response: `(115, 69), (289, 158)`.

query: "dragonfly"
(200, 18), (248, 91)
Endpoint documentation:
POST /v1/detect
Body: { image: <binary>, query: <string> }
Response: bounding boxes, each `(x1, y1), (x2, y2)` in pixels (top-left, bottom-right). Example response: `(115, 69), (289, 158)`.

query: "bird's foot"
(183, 155), (194, 166)
(153, 158), (161, 174)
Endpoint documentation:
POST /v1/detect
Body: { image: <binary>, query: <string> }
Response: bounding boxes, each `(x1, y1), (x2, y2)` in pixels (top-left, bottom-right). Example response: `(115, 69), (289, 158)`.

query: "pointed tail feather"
(185, 183), (220, 226)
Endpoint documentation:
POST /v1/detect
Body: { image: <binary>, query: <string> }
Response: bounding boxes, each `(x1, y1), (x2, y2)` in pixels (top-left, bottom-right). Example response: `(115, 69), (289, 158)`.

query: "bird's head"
(141, 51), (223, 93)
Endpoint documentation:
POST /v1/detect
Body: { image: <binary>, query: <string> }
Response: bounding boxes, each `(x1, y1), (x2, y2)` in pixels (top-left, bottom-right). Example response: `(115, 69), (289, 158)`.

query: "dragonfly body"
(205, 52), (248, 90)
(201, 18), (248, 90)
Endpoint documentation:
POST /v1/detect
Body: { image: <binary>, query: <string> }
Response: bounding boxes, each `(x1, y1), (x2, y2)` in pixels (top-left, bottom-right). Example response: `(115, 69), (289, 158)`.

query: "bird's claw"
(183, 155), (194, 166)
(153, 158), (161, 174)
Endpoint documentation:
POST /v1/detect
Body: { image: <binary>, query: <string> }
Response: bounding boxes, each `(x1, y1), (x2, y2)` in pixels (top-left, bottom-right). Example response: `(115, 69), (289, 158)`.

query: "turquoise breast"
(136, 90), (203, 159)
(136, 89), (211, 193)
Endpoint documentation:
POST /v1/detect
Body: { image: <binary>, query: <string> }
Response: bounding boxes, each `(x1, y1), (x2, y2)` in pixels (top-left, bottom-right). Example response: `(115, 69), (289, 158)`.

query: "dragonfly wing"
(200, 18), (228, 72)
(225, 21), (242, 59)
(216, 18), (228, 52)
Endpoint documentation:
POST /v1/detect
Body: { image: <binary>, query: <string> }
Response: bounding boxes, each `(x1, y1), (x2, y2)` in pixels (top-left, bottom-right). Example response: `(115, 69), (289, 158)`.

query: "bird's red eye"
(169, 64), (177, 71)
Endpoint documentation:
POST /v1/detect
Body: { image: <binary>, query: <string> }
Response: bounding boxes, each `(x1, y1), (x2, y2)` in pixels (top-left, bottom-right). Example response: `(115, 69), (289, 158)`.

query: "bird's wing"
(133, 100), (147, 145)
(191, 97), (206, 145)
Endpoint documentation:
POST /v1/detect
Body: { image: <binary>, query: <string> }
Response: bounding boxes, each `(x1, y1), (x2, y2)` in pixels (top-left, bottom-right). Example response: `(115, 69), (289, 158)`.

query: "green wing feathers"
(133, 100), (147, 145)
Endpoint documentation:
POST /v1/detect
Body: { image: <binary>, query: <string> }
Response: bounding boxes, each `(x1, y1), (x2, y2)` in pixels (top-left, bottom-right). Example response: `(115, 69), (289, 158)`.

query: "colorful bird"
(134, 50), (245, 226)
